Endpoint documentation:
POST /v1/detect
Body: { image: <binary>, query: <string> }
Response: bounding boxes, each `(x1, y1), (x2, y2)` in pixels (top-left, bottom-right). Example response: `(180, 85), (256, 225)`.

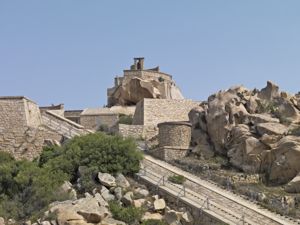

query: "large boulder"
(50, 196), (110, 224)
(285, 173), (300, 193)
(258, 81), (280, 100)
(256, 122), (288, 136)
(227, 125), (269, 173)
(266, 136), (300, 185)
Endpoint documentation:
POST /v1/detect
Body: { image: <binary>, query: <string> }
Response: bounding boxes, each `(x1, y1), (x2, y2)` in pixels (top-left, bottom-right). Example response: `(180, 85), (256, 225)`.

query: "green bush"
(168, 175), (186, 184)
(109, 201), (144, 224)
(0, 152), (69, 221)
(141, 220), (168, 225)
(40, 133), (143, 179)
(119, 114), (133, 125)
(0, 132), (143, 221)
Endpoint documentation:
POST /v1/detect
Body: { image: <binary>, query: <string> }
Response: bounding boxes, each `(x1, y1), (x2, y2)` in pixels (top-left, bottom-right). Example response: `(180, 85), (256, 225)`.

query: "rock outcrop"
(189, 81), (300, 186)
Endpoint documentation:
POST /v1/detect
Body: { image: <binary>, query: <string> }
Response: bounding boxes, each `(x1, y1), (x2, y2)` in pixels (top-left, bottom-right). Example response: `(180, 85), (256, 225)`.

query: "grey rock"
(115, 173), (130, 188)
(121, 191), (134, 206)
(154, 198), (166, 211)
(100, 186), (115, 202)
(98, 172), (116, 187)
(113, 187), (123, 201)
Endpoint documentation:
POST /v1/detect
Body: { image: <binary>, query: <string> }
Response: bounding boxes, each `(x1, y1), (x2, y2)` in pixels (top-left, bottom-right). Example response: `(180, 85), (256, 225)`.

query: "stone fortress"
(0, 58), (198, 160)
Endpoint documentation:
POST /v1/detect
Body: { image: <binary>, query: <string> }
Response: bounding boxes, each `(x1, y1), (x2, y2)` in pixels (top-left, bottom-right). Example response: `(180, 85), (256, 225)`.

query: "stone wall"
(151, 146), (189, 162)
(0, 97), (60, 160)
(0, 96), (88, 160)
(158, 122), (192, 148)
(117, 124), (144, 139)
(80, 114), (119, 130)
(133, 99), (199, 126)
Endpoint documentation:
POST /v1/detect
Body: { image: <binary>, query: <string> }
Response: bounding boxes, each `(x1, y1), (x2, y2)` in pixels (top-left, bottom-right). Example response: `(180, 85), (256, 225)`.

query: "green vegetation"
(168, 175), (186, 184)
(258, 100), (278, 114)
(141, 220), (168, 225)
(119, 114), (133, 125)
(0, 132), (143, 221)
(0, 152), (69, 221)
(158, 76), (165, 82)
(109, 201), (144, 224)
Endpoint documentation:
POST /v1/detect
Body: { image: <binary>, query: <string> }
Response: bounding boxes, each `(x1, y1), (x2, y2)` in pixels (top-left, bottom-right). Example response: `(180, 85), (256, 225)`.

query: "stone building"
(80, 108), (119, 131)
(0, 96), (89, 160)
(107, 57), (184, 107)
(151, 121), (192, 161)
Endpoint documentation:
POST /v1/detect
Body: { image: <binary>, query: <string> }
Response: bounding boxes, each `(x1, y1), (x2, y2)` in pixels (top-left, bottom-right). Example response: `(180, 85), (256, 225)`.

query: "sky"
(1, 1), (300, 109)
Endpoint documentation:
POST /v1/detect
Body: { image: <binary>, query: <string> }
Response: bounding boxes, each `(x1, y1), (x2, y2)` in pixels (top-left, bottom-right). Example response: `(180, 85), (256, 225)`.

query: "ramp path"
(137, 154), (300, 225)
(42, 111), (91, 139)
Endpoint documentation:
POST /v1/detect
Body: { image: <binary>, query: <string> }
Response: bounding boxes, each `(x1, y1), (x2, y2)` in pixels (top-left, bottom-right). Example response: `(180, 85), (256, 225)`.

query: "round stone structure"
(158, 121), (192, 148)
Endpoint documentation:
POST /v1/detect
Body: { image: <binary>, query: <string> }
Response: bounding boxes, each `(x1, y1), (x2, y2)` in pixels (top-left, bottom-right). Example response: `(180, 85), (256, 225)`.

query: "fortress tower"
(107, 57), (184, 107)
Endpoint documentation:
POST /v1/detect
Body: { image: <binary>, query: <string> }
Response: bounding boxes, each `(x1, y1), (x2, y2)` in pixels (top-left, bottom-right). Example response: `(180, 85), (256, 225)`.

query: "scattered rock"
(113, 187), (123, 201)
(121, 191), (134, 206)
(0, 217), (5, 225)
(133, 199), (146, 208)
(98, 172), (116, 187)
(100, 218), (126, 225)
(115, 174), (130, 188)
(164, 210), (181, 224)
(142, 212), (163, 221)
(135, 188), (149, 198)
(100, 186), (115, 202)
(94, 193), (108, 207)
(154, 198), (166, 211)
(181, 211), (193, 225)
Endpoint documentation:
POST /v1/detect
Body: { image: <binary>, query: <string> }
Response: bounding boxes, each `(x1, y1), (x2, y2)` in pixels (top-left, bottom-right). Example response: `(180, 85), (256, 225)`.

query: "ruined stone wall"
(133, 99), (199, 126)
(80, 114), (119, 130)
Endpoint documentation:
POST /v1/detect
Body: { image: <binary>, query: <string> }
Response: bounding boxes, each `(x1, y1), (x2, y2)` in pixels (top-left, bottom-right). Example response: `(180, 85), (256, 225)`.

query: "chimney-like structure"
(132, 57), (144, 70)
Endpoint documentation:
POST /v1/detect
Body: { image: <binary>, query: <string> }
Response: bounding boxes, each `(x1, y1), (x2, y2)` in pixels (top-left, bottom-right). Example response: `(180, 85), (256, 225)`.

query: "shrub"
(168, 175), (186, 184)
(158, 77), (165, 82)
(119, 114), (133, 125)
(109, 201), (144, 224)
(0, 154), (69, 221)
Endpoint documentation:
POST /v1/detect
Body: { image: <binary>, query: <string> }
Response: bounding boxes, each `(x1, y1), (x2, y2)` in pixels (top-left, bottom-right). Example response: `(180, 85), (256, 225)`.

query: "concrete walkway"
(139, 154), (300, 225)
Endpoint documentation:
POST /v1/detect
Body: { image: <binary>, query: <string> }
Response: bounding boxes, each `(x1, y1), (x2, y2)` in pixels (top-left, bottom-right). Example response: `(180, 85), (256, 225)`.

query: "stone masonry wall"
(117, 124), (144, 139)
(158, 122), (192, 148)
(0, 97), (56, 160)
(80, 114), (119, 130)
(133, 99), (199, 126)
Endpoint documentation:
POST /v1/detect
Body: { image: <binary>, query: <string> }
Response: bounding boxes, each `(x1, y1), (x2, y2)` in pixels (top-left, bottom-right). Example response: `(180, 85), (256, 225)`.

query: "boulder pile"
(15, 172), (193, 225)
(189, 81), (300, 186)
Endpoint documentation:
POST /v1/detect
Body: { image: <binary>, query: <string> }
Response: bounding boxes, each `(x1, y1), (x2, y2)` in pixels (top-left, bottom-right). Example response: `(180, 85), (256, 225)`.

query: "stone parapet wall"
(133, 99), (199, 126)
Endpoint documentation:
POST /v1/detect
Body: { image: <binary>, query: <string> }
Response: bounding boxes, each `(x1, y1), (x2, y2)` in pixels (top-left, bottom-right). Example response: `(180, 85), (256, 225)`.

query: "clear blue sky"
(1, 1), (300, 109)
